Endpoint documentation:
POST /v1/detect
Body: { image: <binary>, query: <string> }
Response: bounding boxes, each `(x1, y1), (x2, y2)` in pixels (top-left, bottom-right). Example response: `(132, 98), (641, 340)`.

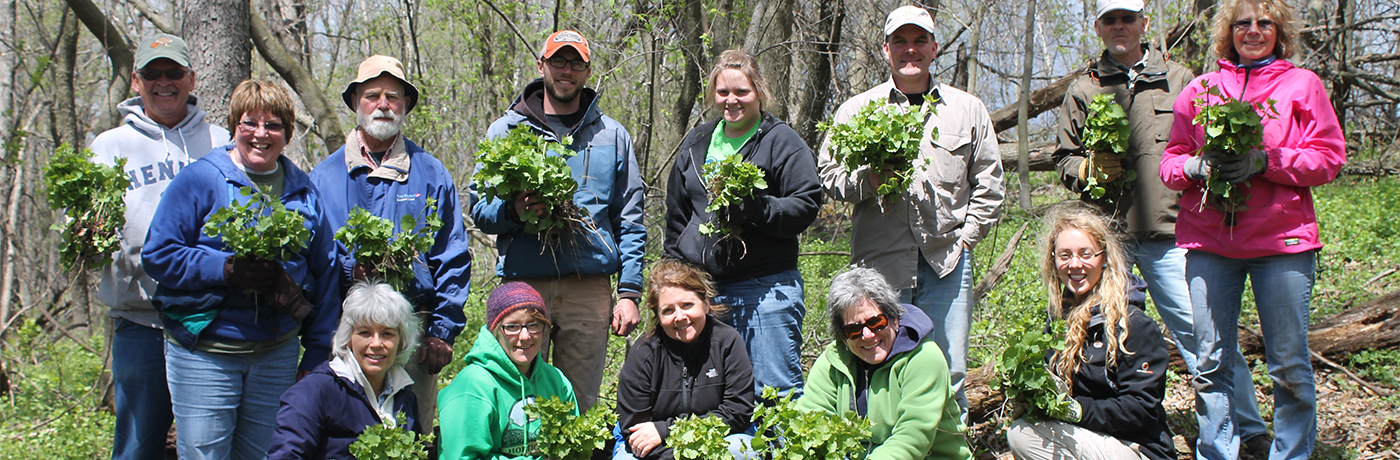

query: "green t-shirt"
(704, 120), (760, 180)
(246, 163), (285, 198)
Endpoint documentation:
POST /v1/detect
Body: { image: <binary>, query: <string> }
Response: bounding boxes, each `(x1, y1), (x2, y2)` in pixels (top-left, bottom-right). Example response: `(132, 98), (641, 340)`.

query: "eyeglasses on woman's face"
(238, 120), (286, 133)
(842, 313), (889, 340)
(1231, 18), (1276, 31)
(1055, 249), (1105, 265)
(500, 321), (547, 336)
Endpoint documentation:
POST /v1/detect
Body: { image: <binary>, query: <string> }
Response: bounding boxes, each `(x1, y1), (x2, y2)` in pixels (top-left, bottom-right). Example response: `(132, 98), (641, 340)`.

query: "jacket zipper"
(682, 366), (694, 414)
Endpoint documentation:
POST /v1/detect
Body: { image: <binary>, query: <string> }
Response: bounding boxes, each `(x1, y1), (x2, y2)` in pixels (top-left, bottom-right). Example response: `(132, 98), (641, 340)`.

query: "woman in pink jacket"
(1158, 0), (1345, 458)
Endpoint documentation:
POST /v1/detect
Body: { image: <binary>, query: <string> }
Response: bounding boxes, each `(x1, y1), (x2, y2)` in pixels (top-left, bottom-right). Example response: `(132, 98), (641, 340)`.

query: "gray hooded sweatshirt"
(89, 95), (230, 327)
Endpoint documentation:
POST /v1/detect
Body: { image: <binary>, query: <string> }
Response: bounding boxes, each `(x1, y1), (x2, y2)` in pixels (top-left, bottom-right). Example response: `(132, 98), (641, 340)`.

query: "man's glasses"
(545, 57), (590, 71)
(501, 321), (547, 336)
(238, 120), (286, 133)
(1055, 249), (1105, 264)
(139, 68), (188, 81)
(1232, 19), (1276, 31)
(842, 314), (889, 340)
(1098, 14), (1139, 25)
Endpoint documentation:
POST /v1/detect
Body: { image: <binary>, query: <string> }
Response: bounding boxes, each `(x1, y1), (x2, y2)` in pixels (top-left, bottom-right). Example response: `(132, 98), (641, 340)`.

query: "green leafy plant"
(1191, 82), (1277, 223)
(42, 143), (128, 270)
(201, 186), (310, 262)
(668, 414), (733, 460)
(751, 386), (873, 460)
(1080, 94), (1137, 200)
(820, 100), (934, 197)
(473, 125), (584, 238)
(335, 199), (442, 290)
(994, 321), (1077, 421)
(349, 413), (434, 460)
(525, 395), (616, 460)
(700, 154), (768, 237)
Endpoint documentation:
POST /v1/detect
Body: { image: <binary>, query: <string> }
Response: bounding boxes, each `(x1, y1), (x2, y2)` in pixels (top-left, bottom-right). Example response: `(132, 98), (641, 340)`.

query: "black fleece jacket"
(1053, 276), (1174, 460)
(664, 114), (822, 282)
(616, 316), (754, 460)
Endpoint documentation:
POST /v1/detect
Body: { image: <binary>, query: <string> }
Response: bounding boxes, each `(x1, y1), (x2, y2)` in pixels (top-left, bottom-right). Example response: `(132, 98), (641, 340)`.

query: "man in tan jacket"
(818, 5), (1004, 419)
(1052, 0), (1268, 456)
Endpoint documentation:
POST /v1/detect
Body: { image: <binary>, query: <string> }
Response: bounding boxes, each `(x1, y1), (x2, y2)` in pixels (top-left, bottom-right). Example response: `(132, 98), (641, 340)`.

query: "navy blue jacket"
(311, 136), (471, 343)
(266, 361), (421, 459)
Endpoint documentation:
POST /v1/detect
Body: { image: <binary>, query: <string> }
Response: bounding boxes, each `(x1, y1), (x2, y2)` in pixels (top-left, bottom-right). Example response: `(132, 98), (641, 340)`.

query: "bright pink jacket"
(1160, 59), (1346, 258)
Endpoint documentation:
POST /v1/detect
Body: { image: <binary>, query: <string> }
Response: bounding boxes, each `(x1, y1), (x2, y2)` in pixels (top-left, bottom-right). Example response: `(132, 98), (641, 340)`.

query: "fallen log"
(1239, 289), (1400, 360)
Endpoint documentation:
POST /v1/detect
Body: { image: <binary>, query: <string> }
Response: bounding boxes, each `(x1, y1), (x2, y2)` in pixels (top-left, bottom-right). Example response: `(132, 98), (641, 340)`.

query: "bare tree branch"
(988, 67), (1087, 134)
(120, 0), (175, 34)
(250, 0), (345, 153)
(63, 0), (134, 132)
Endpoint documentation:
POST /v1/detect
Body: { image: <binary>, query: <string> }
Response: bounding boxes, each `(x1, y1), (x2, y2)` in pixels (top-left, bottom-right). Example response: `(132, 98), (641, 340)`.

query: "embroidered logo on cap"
(151, 36), (174, 48)
(552, 31), (585, 44)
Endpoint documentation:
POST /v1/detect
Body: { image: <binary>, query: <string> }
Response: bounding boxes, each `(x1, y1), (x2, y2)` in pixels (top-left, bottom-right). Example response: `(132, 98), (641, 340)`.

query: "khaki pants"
(1006, 419), (1149, 460)
(516, 274), (612, 412)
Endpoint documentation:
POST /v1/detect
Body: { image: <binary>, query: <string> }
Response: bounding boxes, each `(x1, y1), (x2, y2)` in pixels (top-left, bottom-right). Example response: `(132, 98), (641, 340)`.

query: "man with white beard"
(310, 55), (472, 431)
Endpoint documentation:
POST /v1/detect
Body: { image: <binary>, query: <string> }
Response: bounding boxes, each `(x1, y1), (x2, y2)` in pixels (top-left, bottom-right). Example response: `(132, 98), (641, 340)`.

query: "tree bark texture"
(182, 0), (252, 126)
(1015, 0), (1035, 210)
(54, 9), (80, 149)
(671, 0), (706, 139)
(791, 0), (842, 148)
(251, 0), (345, 155)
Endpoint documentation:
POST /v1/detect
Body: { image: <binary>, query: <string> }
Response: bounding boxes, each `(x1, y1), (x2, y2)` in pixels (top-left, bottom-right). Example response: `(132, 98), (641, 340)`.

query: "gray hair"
(332, 281), (422, 367)
(826, 266), (906, 339)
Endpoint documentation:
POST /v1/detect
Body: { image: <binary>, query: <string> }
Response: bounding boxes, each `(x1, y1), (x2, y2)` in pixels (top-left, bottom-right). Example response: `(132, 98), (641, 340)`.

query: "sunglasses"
(545, 57), (590, 71)
(1231, 19), (1276, 31)
(1098, 13), (1139, 25)
(138, 68), (187, 81)
(841, 314), (889, 340)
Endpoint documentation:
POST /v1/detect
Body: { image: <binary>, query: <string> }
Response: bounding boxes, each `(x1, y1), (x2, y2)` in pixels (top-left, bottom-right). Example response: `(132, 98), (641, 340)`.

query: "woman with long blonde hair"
(1006, 203), (1173, 460)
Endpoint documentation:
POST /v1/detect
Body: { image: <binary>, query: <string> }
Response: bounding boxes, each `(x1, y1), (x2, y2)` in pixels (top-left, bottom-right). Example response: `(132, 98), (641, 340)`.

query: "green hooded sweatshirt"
(438, 325), (577, 460)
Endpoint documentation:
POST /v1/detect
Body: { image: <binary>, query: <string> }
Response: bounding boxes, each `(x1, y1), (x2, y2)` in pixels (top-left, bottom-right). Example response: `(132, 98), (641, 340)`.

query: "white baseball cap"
(884, 5), (937, 36)
(1096, 0), (1144, 19)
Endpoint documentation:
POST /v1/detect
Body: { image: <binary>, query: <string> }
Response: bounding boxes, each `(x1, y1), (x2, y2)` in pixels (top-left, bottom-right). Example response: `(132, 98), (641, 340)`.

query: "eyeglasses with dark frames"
(842, 313), (890, 340)
(139, 68), (188, 81)
(238, 120), (286, 133)
(545, 57), (590, 71)
(500, 321), (547, 336)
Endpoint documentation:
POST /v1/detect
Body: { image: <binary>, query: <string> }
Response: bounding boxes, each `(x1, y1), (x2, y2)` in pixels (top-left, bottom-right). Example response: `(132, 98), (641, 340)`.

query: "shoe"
(1240, 434), (1271, 460)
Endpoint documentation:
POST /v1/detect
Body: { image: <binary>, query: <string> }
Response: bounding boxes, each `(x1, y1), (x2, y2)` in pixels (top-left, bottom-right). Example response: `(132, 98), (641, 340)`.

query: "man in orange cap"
(471, 30), (645, 412)
(311, 54), (472, 426)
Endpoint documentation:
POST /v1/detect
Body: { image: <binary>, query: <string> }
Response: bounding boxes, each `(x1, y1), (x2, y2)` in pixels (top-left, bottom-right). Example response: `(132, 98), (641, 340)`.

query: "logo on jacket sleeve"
(1135, 362), (1155, 374)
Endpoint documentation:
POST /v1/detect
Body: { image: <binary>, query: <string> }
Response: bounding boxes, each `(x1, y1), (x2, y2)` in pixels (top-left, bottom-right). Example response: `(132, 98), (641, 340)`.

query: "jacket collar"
(882, 74), (945, 106)
(344, 128), (411, 182)
(1090, 44), (1170, 84)
(208, 145), (310, 198)
(329, 354), (414, 427)
(684, 113), (782, 164)
(507, 78), (603, 142)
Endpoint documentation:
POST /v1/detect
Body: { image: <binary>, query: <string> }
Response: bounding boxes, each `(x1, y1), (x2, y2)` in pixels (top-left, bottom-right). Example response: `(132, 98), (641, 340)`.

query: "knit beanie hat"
(486, 282), (548, 329)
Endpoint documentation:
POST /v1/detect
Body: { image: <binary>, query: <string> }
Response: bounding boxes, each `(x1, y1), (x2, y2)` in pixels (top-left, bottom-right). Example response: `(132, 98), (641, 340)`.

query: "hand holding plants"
(43, 144), (128, 271)
(626, 421), (662, 457)
(1079, 94), (1135, 199)
(821, 100), (934, 198)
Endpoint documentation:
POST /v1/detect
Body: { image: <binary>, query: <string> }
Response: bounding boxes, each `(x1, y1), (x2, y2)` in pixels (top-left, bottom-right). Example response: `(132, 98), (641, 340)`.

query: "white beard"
(359, 108), (403, 141)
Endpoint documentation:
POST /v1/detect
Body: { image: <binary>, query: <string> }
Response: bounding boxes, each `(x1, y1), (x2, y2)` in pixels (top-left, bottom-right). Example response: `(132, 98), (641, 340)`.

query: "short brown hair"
(643, 259), (726, 333)
(228, 79), (298, 134)
(706, 49), (773, 113)
(1210, 0), (1297, 63)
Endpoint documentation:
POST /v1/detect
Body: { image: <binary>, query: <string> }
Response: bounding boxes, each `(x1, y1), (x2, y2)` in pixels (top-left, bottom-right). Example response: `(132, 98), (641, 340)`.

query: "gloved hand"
(723, 195), (766, 226)
(1049, 373), (1083, 423)
(1079, 152), (1123, 182)
(1004, 397), (1028, 420)
(1216, 148), (1268, 184)
(1183, 154), (1214, 181)
(270, 269), (312, 322)
(416, 337), (454, 374)
(224, 256), (280, 291)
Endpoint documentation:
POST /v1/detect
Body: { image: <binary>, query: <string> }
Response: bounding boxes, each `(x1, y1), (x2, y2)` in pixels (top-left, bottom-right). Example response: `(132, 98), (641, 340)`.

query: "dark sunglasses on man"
(139, 68), (188, 81)
(1098, 13), (1139, 25)
(842, 313), (890, 340)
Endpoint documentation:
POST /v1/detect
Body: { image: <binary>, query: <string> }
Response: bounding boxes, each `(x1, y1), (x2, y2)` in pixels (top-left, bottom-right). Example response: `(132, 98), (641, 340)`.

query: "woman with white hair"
(796, 267), (970, 460)
(266, 281), (424, 459)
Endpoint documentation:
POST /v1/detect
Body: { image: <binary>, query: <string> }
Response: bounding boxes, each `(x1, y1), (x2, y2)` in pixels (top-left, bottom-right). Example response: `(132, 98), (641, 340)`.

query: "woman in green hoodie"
(439, 282), (577, 460)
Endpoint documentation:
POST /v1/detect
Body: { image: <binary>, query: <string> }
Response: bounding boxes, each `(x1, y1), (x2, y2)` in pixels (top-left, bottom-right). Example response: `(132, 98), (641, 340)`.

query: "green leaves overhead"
(201, 186), (310, 262)
(1080, 94), (1137, 200)
(348, 413), (434, 460)
(993, 321), (1078, 422)
(699, 154), (767, 237)
(42, 144), (129, 271)
(751, 386), (873, 460)
(667, 414), (733, 460)
(525, 396), (616, 460)
(334, 199), (442, 290)
(820, 100), (934, 197)
(1191, 82), (1277, 220)
(473, 125), (584, 237)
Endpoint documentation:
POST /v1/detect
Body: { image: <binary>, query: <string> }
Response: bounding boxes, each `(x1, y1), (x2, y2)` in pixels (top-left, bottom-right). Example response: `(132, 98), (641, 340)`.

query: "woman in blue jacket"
(141, 79), (340, 460)
(266, 281), (422, 459)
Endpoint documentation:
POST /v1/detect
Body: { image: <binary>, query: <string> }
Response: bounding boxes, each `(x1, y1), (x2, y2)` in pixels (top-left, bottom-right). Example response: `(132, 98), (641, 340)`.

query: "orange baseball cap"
(541, 30), (591, 62)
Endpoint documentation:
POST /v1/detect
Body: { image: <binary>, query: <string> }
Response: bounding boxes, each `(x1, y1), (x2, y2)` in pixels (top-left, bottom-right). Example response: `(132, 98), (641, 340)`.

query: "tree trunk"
(671, 0), (706, 138)
(741, 0), (792, 120)
(989, 67), (1087, 134)
(183, 0), (252, 125)
(1240, 290), (1400, 360)
(1015, 0), (1036, 210)
(65, 0), (134, 133)
(54, 8), (80, 149)
(790, 0), (842, 148)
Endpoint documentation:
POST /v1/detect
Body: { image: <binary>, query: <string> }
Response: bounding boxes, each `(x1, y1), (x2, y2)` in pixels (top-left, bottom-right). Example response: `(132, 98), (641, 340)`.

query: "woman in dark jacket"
(266, 281), (422, 459)
(1006, 204), (1173, 460)
(663, 49), (821, 396)
(616, 259), (754, 460)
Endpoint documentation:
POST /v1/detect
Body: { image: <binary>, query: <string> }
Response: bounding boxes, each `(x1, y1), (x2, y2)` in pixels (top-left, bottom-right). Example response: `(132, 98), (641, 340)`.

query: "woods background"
(0, 0), (1398, 455)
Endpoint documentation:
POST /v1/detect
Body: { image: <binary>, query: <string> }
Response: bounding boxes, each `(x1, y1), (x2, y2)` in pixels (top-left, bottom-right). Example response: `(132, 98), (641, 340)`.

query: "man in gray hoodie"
(89, 33), (230, 460)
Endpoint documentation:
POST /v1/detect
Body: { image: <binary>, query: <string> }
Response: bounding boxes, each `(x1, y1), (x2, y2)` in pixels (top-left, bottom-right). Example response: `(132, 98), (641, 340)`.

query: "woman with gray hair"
(266, 281), (424, 459)
(796, 267), (971, 460)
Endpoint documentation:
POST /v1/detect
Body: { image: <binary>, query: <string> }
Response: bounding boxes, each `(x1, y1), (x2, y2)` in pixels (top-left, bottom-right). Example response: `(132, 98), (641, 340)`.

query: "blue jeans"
(1187, 250), (1317, 460)
(111, 318), (173, 460)
(612, 424), (757, 460)
(714, 269), (805, 395)
(1127, 239), (1265, 439)
(899, 249), (972, 418)
(165, 337), (300, 460)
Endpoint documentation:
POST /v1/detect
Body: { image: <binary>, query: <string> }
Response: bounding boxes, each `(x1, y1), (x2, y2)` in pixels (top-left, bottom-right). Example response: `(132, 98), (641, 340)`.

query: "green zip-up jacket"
(796, 307), (971, 460)
(438, 326), (577, 460)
